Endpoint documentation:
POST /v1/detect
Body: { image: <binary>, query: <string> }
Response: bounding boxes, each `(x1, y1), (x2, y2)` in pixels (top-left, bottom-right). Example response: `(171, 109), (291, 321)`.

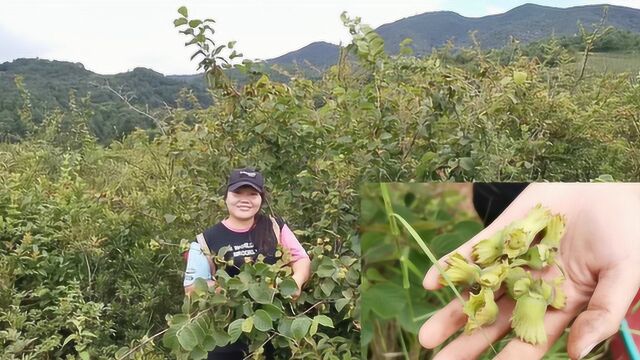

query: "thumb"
(567, 264), (640, 360)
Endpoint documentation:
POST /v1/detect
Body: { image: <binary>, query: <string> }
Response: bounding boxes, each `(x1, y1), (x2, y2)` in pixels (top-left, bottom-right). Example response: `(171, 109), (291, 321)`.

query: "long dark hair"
(252, 211), (278, 257)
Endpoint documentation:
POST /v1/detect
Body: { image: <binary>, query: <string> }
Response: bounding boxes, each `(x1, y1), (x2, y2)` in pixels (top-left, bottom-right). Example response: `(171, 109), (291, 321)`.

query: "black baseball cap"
(227, 168), (264, 193)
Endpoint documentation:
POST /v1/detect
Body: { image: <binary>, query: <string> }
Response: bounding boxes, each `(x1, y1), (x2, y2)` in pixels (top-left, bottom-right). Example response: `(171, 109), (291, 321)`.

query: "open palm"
(419, 183), (640, 360)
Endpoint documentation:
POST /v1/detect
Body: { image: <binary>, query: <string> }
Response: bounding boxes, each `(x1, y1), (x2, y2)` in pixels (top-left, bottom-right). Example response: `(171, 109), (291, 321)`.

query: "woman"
(183, 167), (311, 359)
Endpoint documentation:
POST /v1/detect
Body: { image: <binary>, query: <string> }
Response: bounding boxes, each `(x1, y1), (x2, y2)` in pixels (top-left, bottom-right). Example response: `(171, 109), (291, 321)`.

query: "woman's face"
(225, 186), (262, 221)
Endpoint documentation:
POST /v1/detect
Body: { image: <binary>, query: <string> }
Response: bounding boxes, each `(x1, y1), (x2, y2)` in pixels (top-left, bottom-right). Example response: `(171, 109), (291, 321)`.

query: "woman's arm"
(279, 223), (312, 298)
(291, 257), (311, 290)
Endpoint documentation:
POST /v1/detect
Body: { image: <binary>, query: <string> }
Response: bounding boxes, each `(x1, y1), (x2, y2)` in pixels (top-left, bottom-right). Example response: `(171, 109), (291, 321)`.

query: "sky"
(1, 0), (639, 75)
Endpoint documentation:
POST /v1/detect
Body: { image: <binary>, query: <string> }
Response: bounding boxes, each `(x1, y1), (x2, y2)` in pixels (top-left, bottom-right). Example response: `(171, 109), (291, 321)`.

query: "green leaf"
(217, 245), (232, 258)
(316, 259), (336, 278)
(254, 123), (267, 134)
(459, 157), (474, 171)
(320, 278), (335, 296)
(173, 18), (187, 27)
(277, 317), (293, 338)
(314, 315), (334, 328)
(190, 346), (207, 360)
(310, 318), (319, 336)
(164, 214), (177, 224)
(177, 6), (188, 17)
(227, 319), (244, 343)
(291, 316), (312, 341)
(78, 351), (90, 360)
(177, 326), (198, 351)
(310, 314), (334, 336)
(279, 277), (298, 297)
(202, 335), (216, 351)
(261, 304), (283, 320)
(181, 296), (191, 313)
(242, 316), (254, 332)
(248, 282), (275, 304)
(253, 310), (273, 331)
(193, 277), (208, 295)
(362, 282), (406, 319)
(162, 326), (180, 350)
(189, 20), (202, 28)
(335, 298), (350, 312)
(213, 329), (231, 347)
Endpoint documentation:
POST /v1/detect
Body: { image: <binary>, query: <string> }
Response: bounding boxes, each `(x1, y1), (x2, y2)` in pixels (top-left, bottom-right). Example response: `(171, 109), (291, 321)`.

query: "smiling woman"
(182, 167), (312, 360)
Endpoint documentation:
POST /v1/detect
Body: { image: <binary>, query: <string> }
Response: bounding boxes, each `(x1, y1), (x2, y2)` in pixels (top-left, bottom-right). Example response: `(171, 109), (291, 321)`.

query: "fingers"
(431, 296), (515, 360)
(419, 293), (469, 349)
(494, 303), (577, 360)
(567, 264), (640, 360)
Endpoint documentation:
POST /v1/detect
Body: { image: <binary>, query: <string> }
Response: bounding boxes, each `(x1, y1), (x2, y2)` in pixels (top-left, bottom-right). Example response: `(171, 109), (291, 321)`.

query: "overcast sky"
(1, 0), (639, 75)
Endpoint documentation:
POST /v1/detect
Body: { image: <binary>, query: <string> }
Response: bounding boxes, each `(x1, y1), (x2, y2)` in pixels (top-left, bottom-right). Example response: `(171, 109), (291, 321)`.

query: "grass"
(577, 52), (640, 74)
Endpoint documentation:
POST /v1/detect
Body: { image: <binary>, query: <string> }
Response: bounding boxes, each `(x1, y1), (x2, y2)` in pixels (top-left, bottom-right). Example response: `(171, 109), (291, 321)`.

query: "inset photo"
(360, 183), (640, 360)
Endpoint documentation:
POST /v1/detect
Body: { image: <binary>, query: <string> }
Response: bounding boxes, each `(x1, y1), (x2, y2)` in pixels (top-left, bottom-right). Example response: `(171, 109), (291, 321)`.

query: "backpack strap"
(269, 216), (281, 245)
(196, 233), (215, 277)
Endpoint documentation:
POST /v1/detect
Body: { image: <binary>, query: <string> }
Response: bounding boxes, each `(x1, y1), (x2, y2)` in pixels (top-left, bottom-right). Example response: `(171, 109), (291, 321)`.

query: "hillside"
(268, 3), (640, 68)
(0, 59), (212, 143)
(2, 3), (640, 144)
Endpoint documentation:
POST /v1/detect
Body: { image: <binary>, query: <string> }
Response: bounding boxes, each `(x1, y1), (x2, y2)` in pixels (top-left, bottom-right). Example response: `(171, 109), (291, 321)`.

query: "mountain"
(266, 41), (342, 70)
(268, 3), (640, 67)
(0, 59), (211, 108)
(0, 59), (212, 143)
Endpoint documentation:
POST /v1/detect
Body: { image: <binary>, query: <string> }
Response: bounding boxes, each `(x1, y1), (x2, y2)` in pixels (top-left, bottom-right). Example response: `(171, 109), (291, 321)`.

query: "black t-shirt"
(472, 183), (529, 226)
(200, 218), (282, 359)
(201, 217), (284, 277)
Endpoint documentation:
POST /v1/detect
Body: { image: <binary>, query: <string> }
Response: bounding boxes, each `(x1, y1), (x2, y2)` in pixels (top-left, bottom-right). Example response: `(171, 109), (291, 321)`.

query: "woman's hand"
(290, 257), (311, 300)
(419, 183), (640, 360)
(291, 274), (304, 300)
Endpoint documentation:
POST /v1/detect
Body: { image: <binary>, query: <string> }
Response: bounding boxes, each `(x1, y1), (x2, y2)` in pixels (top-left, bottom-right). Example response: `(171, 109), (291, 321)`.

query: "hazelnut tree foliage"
(1, 4), (640, 360)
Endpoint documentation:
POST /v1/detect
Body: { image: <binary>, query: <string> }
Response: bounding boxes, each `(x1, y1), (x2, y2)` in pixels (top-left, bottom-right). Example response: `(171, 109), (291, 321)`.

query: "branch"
(243, 332), (278, 360)
(115, 328), (168, 360)
(91, 81), (167, 135)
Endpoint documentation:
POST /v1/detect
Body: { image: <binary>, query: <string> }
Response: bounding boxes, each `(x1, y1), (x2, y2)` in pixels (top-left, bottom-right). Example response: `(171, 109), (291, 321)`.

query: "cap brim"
(228, 181), (263, 193)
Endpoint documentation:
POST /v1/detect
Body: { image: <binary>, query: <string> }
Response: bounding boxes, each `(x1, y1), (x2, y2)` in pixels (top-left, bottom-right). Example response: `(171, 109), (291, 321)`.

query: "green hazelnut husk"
(463, 287), (499, 333)
(503, 205), (551, 258)
(440, 253), (481, 287)
(511, 292), (548, 345)
(472, 230), (504, 267)
(519, 243), (556, 269)
(541, 214), (566, 248)
(478, 261), (510, 290)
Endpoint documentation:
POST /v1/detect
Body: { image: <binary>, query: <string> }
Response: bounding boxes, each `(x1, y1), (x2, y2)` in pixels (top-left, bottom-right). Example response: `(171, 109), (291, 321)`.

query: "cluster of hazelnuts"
(441, 204), (567, 345)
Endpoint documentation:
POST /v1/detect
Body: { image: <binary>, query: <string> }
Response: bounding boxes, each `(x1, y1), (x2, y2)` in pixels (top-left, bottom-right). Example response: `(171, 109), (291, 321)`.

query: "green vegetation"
(578, 52), (640, 74)
(0, 59), (211, 144)
(1, 7), (640, 359)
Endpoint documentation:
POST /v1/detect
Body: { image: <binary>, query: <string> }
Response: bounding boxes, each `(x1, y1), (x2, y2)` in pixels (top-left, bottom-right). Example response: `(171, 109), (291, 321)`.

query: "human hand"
(291, 274), (304, 300)
(419, 183), (640, 360)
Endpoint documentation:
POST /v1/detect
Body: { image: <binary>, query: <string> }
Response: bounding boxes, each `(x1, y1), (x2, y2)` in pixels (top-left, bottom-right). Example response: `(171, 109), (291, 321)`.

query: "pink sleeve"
(279, 224), (309, 261)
